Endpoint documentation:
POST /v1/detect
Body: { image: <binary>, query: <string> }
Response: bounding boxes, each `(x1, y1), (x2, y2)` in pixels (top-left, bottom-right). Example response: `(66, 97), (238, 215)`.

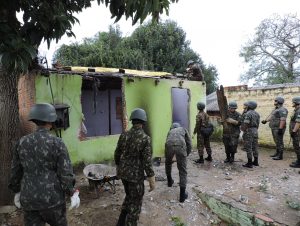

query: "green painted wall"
(35, 74), (205, 163)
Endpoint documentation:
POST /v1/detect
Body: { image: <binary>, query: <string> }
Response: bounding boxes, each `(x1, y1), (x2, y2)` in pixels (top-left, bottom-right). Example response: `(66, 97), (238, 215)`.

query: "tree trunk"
(0, 69), (21, 205)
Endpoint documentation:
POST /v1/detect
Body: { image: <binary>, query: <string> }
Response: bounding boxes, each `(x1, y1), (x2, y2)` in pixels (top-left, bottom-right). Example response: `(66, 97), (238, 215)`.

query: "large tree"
(240, 14), (300, 85)
(0, 0), (178, 205)
(54, 21), (219, 93)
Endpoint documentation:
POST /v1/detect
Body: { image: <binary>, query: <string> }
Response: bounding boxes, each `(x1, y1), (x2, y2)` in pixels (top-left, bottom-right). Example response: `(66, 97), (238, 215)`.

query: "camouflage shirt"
(114, 125), (154, 183)
(166, 127), (192, 155)
(243, 109), (260, 131)
(187, 63), (203, 81)
(269, 106), (288, 129)
(9, 127), (75, 211)
(223, 110), (242, 136)
(193, 111), (210, 134)
(289, 107), (300, 132)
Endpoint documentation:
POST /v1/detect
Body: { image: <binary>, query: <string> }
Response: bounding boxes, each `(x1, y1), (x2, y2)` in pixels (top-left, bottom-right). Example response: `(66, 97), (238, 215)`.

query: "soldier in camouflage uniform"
(223, 101), (242, 163)
(241, 101), (260, 168)
(114, 108), (155, 226)
(289, 97), (300, 168)
(261, 96), (288, 160)
(165, 122), (192, 203)
(8, 103), (77, 226)
(186, 60), (204, 81)
(193, 102), (213, 163)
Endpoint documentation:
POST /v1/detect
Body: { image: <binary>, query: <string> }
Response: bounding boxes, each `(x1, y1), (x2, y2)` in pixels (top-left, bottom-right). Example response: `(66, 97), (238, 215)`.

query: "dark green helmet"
(171, 122), (181, 129)
(246, 100), (257, 110)
(197, 102), (205, 110)
(228, 101), (238, 109)
(275, 96), (284, 104)
(292, 96), (300, 105)
(187, 60), (194, 66)
(129, 108), (147, 122)
(28, 103), (57, 122)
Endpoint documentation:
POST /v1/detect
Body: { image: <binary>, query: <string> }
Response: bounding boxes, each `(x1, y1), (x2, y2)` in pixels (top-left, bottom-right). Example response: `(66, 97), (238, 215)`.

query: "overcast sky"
(39, 0), (300, 87)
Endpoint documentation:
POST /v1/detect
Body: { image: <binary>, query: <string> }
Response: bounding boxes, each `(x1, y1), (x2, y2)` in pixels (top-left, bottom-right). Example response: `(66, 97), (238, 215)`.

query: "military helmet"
(129, 108), (147, 122)
(292, 96), (300, 105)
(228, 101), (237, 109)
(187, 60), (194, 66)
(28, 103), (57, 122)
(197, 102), (205, 110)
(246, 100), (257, 110)
(275, 96), (284, 104)
(171, 122), (181, 129)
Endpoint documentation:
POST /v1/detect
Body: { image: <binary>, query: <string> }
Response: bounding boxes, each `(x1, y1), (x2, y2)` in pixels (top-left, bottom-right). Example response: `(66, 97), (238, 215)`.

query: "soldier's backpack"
(200, 122), (214, 137)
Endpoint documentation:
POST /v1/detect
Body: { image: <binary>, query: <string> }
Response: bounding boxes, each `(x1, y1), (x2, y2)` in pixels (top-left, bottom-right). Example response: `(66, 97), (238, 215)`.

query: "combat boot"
(253, 157), (259, 166)
(243, 158), (253, 168)
(205, 154), (212, 162)
(195, 155), (204, 164)
(229, 153), (235, 163)
(290, 159), (300, 168)
(167, 175), (174, 187)
(179, 187), (188, 203)
(270, 151), (279, 157)
(224, 153), (230, 163)
(116, 209), (127, 226)
(273, 153), (283, 160)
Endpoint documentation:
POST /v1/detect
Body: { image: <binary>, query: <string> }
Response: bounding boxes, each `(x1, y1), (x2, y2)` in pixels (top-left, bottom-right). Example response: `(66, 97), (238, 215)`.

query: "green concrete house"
(18, 67), (206, 164)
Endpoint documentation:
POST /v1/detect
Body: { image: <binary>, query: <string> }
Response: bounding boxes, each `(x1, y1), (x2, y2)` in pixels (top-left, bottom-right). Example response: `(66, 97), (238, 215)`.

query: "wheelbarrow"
(83, 164), (119, 198)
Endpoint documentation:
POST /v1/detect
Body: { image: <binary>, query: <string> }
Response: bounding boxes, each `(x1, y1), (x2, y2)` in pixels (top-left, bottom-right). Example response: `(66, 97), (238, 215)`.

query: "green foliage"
(54, 21), (219, 94)
(239, 14), (300, 85)
(0, 0), (178, 74)
(287, 200), (300, 210)
(171, 216), (185, 226)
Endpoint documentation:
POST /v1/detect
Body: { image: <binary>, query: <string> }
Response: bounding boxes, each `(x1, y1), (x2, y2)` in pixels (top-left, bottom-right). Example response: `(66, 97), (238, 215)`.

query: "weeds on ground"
(171, 216), (185, 226)
(287, 200), (300, 210)
(258, 175), (269, 192)
(281, 175), (289, 180)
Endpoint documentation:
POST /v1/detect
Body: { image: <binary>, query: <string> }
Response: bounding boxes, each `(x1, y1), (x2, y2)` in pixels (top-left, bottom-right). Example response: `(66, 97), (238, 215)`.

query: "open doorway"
(81, 77), (123, 137)
(171, 88), (190, 131)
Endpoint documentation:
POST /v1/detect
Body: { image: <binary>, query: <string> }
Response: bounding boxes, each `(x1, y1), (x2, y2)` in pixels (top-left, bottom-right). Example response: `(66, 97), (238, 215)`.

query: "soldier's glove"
(226, 118), (238, 125)
(278, 129), (284, 135)
(69, 189), (80, 210)
(14, 192), (21, 209)
(291, 131), (297, 138)
(147, 176), (155, 192)
(261, 120), (267, 124)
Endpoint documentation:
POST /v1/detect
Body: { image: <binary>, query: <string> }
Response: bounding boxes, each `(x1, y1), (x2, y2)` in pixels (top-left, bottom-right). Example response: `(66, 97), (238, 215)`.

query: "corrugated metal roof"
(206, 91), (219, 112)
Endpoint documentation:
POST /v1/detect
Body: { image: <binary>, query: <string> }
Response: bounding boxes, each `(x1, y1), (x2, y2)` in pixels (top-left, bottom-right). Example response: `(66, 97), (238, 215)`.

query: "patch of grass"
(171, 216), (185, 226)
(281, 175), (289, 180)
(287, 200), (300, 210)
(258, 175), (269, 192)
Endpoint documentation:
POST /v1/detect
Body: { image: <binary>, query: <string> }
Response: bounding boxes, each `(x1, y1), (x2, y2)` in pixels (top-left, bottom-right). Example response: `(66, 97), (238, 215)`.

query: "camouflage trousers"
(121, 179), (145, 226)
(271, 128), (285, 155)
(197, 134), (212, 157)
(23, 204), (67, 226)
(222, 134), (239, 154)
(292, 133), (300, 157)
(165, 144), (187, 187)
(242, 130), (258, 159)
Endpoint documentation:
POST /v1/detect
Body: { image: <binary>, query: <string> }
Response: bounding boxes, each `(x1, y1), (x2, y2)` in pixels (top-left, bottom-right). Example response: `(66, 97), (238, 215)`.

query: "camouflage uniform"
(165, 127), (192, 187)
(242, 110), (260, 159)
(187, 63), (203, 81)
(289, 108), (300, 158)
(269, 106), (288, 156)
(223, 111), (242, 155)
(194, 111), (212, 158)
(114, 125), (154, 226)
(9, 127), (75, 226)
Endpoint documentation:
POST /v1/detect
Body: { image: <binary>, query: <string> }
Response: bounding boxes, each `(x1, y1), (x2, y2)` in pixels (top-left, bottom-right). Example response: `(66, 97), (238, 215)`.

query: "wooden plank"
(216, 85), (229, 131)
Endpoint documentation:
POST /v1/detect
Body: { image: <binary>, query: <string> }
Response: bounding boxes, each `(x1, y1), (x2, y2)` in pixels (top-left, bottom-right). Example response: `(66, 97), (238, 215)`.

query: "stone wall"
(224, 83), (300, 148)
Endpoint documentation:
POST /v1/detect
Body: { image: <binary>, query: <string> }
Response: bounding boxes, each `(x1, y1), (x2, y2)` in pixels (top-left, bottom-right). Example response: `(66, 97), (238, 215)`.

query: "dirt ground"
(1, 141), (300, 226)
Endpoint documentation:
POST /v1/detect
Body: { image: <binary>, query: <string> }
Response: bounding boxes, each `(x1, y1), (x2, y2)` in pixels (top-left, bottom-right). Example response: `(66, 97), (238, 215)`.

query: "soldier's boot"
(205, 154), (212, 162)
(224, 153), (231, 163)
(167, 175), (174, 187)
(229, 153), (235, 163)
(253, 157), (259, 166)
(243, 158), (253, 168)
(195, 155), (204, 164)
(273, 153), (283, 160)
(116, 209), (127, 226)
(290, 158), (300, 168)
(270, 151), (279, 157)
(179, 187), (188, 203)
